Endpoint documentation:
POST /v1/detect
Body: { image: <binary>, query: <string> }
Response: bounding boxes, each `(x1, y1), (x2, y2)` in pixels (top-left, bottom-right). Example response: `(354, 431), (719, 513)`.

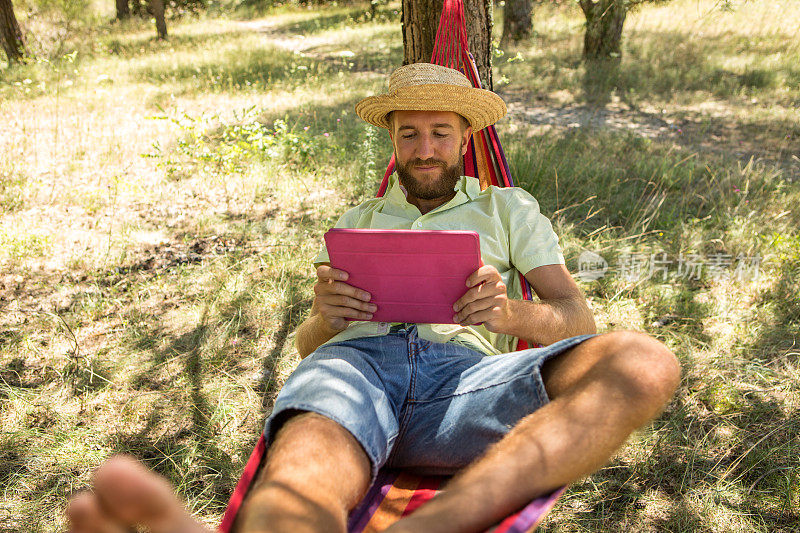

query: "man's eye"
(434, 132), (448, 138)
(401, 134), (416, 139)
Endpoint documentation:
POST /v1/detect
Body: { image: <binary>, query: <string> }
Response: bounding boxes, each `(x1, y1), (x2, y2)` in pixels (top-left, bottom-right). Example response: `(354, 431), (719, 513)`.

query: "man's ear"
(460, 126), (473, 155)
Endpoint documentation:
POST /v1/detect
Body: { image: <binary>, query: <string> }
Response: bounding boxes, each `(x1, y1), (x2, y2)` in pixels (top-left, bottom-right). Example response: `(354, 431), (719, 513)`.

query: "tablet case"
(324, 229), (481, 324)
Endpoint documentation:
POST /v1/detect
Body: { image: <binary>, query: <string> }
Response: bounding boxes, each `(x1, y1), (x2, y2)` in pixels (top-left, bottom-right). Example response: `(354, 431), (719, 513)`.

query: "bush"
(15, 0), (95, 59)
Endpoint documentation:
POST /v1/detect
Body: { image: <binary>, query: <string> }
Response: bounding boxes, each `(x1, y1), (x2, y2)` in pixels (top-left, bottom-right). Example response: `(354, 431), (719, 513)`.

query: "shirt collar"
(385, 174), (482, 215)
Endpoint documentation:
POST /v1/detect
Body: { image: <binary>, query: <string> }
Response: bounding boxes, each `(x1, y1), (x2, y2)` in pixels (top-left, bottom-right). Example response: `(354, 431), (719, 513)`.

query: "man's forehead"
(392, 110), (462, 125)
(390, 110), (468, 132)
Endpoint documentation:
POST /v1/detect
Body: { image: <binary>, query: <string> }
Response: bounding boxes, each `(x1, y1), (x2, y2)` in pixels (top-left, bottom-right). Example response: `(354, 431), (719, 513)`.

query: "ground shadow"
(254, 275), (311, 411)
(581, 58), (621, 107)
(544, 388), (799, 530)
(748, 261), (800, 363)
(501, 27), (795, 104)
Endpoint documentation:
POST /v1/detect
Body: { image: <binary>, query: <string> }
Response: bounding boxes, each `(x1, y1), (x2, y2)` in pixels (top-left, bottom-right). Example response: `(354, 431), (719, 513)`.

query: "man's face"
(389, 110), (472, 203)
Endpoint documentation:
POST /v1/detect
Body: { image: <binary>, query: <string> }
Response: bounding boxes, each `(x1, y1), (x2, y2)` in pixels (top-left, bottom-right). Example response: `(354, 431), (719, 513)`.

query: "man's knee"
(596, 330), (681, 413)
(546, 330), (680, 416)
(259, 410), (371, 493)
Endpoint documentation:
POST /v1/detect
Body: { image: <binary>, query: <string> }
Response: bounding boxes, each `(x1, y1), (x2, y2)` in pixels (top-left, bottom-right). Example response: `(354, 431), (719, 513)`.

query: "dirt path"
(502, 94), (799, 180)
(244, 16), (799, 180)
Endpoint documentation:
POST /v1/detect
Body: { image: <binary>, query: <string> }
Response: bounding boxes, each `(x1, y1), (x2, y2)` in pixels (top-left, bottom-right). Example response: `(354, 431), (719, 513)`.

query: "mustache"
(409, 158), (447, 168)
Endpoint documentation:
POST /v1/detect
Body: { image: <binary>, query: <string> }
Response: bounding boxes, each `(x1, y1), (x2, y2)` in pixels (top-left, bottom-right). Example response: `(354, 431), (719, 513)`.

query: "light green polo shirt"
(314, 174), (564, 355)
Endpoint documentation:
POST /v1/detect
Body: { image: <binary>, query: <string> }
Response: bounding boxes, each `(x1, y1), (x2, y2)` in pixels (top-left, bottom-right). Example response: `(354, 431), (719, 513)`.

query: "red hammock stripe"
(399, 476), (443, 517)
(218, 435), (266, 532)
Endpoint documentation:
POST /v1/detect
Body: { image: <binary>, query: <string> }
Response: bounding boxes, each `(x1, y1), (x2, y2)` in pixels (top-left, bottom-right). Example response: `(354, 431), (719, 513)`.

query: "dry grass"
(1, 0), (799, 531)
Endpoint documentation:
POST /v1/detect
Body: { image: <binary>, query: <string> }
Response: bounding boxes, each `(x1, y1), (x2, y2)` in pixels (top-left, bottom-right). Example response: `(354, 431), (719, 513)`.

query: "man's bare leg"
(66, 412), (371, 533)
(386, 330), (681, 533)
(233, 411), (372, 533)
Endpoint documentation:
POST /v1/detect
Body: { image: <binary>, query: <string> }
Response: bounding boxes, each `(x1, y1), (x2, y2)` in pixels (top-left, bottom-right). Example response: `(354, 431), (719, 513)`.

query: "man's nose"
(416, 135), (435, 159)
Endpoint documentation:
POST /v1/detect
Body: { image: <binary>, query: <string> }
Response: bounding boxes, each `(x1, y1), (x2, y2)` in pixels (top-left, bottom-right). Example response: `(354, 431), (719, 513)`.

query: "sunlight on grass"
(1, 0), (798, 530)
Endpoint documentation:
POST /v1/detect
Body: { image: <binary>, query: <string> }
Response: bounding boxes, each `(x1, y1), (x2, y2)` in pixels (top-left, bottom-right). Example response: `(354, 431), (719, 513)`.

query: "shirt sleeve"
(504, 188), (564, 274)
(312, 207), (362, 267)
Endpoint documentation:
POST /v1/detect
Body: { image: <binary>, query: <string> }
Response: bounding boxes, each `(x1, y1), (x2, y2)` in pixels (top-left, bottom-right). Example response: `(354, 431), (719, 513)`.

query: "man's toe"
(66, 491), (126, 533)
(92, 455), (210, 533)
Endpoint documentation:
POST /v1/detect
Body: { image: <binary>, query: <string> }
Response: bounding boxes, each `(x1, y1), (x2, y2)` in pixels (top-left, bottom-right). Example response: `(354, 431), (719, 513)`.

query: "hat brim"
(355, 84), (506, 132)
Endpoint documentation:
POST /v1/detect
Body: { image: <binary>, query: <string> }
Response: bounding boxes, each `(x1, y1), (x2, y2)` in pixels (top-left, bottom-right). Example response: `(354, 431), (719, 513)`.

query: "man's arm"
(294, 264), (377, 358)
(452, 263), (595, 346)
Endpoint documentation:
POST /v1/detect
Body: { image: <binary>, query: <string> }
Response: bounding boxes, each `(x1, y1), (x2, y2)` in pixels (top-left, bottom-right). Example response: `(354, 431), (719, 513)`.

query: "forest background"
(1, 0), (799, 531)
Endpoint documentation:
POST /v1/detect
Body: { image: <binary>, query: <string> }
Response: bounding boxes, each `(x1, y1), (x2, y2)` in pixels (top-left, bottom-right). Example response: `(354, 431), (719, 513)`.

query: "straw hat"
(355, 63), (506, 132)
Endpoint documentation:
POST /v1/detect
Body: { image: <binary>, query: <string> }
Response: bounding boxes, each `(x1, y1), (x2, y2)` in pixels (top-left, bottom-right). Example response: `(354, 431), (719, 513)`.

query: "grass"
(1, 0), (798, 530)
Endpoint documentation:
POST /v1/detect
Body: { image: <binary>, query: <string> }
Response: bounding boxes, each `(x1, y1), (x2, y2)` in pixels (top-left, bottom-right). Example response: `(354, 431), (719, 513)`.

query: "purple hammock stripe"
(505, 487), (566, 533)
(347, 469), (400, 532)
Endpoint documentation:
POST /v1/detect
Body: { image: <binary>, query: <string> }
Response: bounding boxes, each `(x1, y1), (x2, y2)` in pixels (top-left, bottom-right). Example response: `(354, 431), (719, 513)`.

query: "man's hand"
(452, 265), (513, 333)
(314, 265), (377, 333)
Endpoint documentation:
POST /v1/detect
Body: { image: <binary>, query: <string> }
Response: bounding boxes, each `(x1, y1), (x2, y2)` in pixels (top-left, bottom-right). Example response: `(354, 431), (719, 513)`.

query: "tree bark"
(402, 0), (494, 90)
(501, 0), (532, 45)
(150, 0), (167, 39)
(116, 0), (130, 20)
(0, 0), (26, 64)
(579, 0), (626, 60)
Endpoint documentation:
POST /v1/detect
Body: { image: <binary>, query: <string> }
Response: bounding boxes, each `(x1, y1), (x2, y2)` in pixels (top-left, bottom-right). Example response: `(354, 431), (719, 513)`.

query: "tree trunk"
(116, 0), (130, 20)
(150, 0), (167, 39)
(0, 0), (26, 64)
(501, 0), (531, 45)
(579, 0), (626, 60)
(402, 0), (493, 90)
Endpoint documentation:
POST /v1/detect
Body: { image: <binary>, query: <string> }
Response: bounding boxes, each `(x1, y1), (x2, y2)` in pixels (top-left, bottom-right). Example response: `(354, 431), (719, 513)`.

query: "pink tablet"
(324, 229), (481, 324)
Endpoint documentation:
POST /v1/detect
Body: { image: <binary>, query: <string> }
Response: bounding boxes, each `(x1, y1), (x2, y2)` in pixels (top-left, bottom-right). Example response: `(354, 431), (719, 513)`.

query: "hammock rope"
(377, 0), (535, 349)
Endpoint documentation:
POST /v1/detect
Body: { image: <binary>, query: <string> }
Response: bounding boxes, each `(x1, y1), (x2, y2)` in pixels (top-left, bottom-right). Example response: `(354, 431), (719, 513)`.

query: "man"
(67, 63), (680, 533)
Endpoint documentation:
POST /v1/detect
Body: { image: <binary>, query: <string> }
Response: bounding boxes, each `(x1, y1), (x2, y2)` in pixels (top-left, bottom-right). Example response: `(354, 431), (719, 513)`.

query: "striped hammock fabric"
(218, 435), (564, 533)
(217, 1), (563, 531)
(347, 469), (564, 533)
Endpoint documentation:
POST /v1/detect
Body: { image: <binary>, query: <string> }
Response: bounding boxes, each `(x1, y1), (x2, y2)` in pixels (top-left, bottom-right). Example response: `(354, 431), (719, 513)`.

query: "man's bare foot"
(66, 455), (211, 533)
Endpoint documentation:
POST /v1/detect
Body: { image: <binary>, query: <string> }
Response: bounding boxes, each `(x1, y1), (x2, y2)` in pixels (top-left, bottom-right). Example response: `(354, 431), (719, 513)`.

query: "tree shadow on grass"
(133, 45), (330, 93)
(582, 58), (620, 107)
(499, 27), (800, 173)
(544, 383), (799, 530)
(110, 271), (311, 508)
(132, 19), (401, 98)
(642, 283), (714, 347)
(250, 3), (399, 36)
(102, 29), (249, 59)
(255, 275), (311, 411)
(257, 9), (363, 36)
(749, 262), (800, 364)
(108, 308), (240, 506)
(95, 199), (323, 510)
(502, 28), (796, 104)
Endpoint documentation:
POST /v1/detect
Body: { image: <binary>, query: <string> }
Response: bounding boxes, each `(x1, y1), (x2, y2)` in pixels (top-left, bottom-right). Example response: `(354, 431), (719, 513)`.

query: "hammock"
(218, 1), (563, 530)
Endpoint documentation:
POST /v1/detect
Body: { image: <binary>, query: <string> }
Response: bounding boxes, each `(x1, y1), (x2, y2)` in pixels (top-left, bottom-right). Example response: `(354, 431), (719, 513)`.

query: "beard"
(395, 156), (464, 200)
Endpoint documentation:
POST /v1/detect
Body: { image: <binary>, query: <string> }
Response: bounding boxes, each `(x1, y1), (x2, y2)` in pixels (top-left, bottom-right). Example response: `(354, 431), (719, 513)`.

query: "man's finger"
(320, 304), (375, 322)
(316, 265), (349, 282)
(327, 295), (378, 313)
(453, 281), (505, 313)
(457, 307), (499, 327)
(465, 265), (500, 287)
(315, 281), (371, 302)
(453, 296), (496, 323)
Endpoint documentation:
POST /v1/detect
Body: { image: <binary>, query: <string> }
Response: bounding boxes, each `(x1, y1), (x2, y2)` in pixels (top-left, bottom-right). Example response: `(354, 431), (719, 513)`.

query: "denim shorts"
(264, 325), (596, 482)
